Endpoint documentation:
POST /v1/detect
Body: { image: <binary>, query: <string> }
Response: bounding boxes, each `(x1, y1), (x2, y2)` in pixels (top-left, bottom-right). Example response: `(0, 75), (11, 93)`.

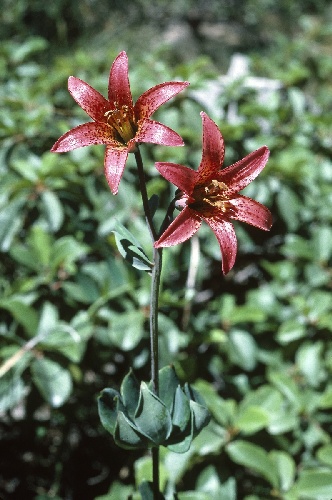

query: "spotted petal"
(219, 146), (269, 194)
(68, 76), (109, 122)
(104, 146), (129, 195)
(229, 195), (273, 230)
(51, 122), (119, 152)
(136, 120), (185, 147)
(154, 208), (201, 248)
(197, 112), (225, 184)
(202, 215), (237, 275)
(108, 51), (134, 111)
(135, 81), (189, 120)
(155, 162), (197, 195)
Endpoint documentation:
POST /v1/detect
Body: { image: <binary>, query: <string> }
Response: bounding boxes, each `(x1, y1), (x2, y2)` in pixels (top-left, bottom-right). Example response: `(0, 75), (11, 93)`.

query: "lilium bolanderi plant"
(51, 51), (189, 194)
(155, 111), (273, 274)
(50, 50), (273, 498)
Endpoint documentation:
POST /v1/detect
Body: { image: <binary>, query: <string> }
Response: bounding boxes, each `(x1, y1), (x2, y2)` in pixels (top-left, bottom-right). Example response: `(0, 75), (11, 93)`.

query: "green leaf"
(31, 358), (72, 407)
(0, 298), (39, 336)
(30, 226), (52, 267)
(114, 411), (147, 450)
(228, 330), (257, 371)
(172, 386), (191, 432)
(290, 470), (332, 499)
(0, 197), (24, 252)
(98, 388), (122, 435)
(276, 185), (301, 231)
(41, 190), (64, 232)
(51, 236), (88, 271)
(36, 302), (58, 338)
(121, 369), (141, 419)
(234, 406), (269, 434)
(190, 400), (211, 436)
(112, 221), (152, 272)
(106, 310), (145, 351)
(296, 342), (324, 387)
(316, 444), (332, 467)
(0, 373), (26, 412)
(158, 365), (180, 410)
(135, 383), (172, 445)
(269, 450), (296, 492)
(226, 440), (278, 488)
(268, 371), (302, 411)
(276, 320), (306, 345)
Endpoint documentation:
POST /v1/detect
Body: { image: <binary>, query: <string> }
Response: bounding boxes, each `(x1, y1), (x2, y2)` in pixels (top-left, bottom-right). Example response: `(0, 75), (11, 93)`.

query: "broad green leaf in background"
(226, 440), (279, 488)
(31, 358), (72, 407)
(228, 330), (257, 371)
(288, 470), (332, 499)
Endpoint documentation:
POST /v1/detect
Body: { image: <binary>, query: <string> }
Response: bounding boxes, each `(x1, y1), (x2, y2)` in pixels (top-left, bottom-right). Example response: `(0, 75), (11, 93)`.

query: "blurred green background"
(1, 1), (332, 499)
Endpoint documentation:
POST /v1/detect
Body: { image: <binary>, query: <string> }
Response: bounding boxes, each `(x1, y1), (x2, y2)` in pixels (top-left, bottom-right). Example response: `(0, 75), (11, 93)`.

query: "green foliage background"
(1, 1), (332, 499)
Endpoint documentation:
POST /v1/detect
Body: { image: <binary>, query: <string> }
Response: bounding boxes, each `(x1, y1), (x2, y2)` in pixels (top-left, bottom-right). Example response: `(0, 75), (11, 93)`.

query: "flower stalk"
(135, 147), (162, 497)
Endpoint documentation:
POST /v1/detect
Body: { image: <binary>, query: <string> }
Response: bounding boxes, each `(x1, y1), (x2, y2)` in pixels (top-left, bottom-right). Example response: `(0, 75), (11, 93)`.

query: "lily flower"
(154, 112), (272, 274)
(51, 51), (189, 194)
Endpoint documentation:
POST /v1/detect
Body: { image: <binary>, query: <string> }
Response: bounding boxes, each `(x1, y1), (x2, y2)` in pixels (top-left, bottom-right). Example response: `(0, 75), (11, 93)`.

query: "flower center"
(104, 103), (137, 144)
(189, 179), (236, 215)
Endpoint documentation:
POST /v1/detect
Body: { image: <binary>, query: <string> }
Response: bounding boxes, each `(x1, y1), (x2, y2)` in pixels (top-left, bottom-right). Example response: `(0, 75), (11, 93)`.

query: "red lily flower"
(51, 51), (189, 194)
(154, 112), (272, 274)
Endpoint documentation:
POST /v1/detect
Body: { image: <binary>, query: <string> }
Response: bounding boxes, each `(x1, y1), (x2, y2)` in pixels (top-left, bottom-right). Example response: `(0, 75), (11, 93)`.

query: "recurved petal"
(135, 81), (189, 119)
(68, 76), (109, 122)
(197, 112), (225, 184)
(230, 195), (273, 231)
(219, 146), (269, 194)
(51, 122), (118, 152)
(108, 51), (134, 110)
(154, 208), (201, 248)
(104, 146), (129, 195)
(155, 162), (197, 194)
(202, 215), (237, 275)
(136, 119), (185, 147)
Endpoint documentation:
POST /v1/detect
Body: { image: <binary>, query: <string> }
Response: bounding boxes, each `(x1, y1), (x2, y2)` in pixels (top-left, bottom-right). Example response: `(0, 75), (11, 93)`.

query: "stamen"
(189, 179), (236, 215)
(104, 104), (137, 144)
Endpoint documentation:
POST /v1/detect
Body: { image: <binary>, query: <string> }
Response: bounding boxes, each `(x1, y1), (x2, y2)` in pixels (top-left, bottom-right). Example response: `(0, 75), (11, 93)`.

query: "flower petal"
(68, 76), (109, 122)
(229, 195), (273, 230)
(219, 146), (269, 193)
(154, 208), (201, 248)
(202, 215), (237, 275)
(104, 146), (129, 195)
(136, 119), (185, 147)
(135, 81), (189, 119)
(108, 51), (134, 110)
(197, 112), (225, 184)
(155, 162), (197, 194)
(51, 122), (118, 152)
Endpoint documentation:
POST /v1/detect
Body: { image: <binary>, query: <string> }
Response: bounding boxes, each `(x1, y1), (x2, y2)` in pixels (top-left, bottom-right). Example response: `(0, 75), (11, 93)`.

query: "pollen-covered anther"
(104, 104), (137, 144)
(190, 178), (233, 213)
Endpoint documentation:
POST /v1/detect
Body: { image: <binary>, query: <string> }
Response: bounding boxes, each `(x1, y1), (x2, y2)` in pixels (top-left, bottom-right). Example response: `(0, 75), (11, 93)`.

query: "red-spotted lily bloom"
(155, 112), (272, 274)
(51, 51), (189, 194)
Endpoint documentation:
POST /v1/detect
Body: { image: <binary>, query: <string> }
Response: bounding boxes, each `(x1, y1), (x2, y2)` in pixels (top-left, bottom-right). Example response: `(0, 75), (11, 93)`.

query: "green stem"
(134, 148), (157, 241)
(134, 147), (162, 499)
